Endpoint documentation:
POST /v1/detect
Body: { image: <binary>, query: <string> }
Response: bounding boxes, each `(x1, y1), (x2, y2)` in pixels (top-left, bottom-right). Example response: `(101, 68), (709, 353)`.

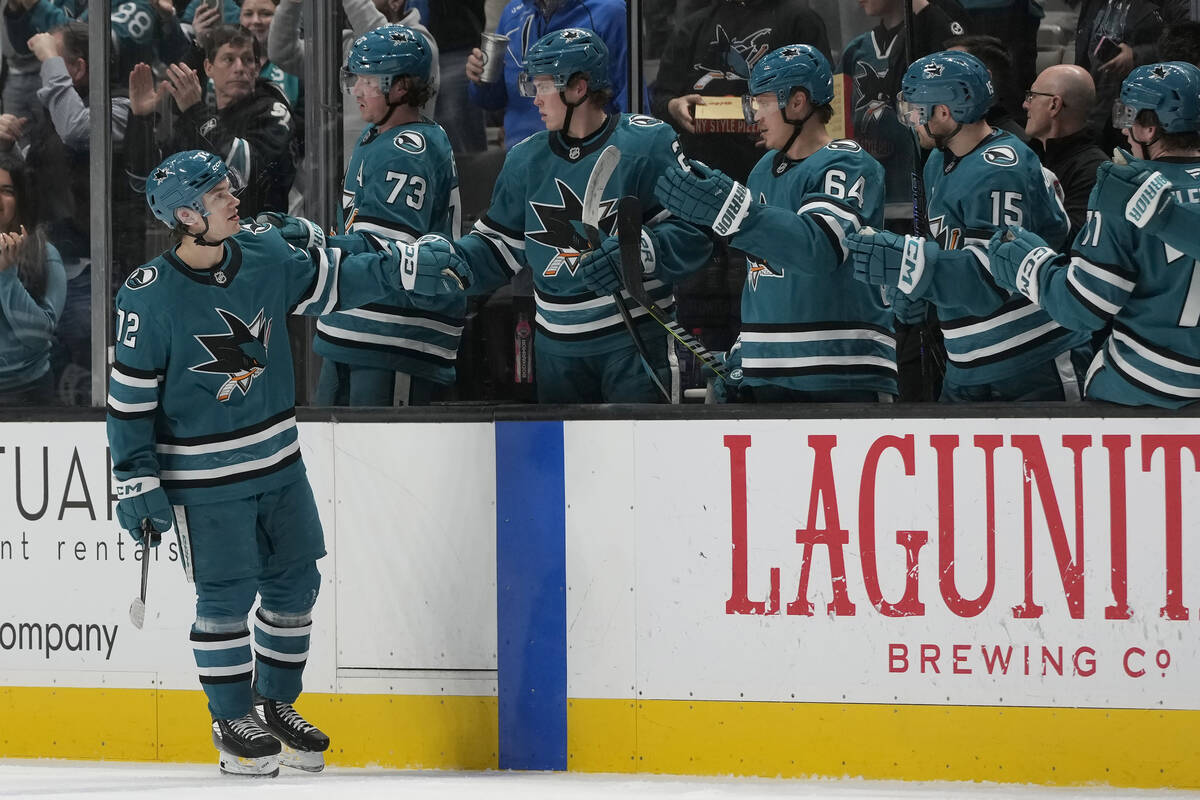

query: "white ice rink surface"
(3, 761), (1200, 800)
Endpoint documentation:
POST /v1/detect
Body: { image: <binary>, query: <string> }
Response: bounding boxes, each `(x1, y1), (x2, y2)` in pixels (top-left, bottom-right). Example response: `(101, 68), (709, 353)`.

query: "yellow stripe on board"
(569, 698), (1200, 789)
(0, 687), (497, 769)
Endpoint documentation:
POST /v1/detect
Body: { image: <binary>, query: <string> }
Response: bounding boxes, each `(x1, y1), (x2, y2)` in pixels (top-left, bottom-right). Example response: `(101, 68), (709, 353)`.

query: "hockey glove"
(710, 341), (744, 404)
(1092, 159), (1175, 236)
(577, 234), (624, 295)
(887, 286), (929, 326)
(255, 212), (327, 249)
(654, 159), (753, 237)
(987, 227), (1057, 303)
(114, 478), (173, 547)
(847, 228), (937, 297)
(395, 235), (471, 297)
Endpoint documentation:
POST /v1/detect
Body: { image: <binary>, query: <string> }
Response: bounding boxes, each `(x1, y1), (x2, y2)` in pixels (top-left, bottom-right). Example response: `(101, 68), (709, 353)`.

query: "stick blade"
(129, 598), (145, 629)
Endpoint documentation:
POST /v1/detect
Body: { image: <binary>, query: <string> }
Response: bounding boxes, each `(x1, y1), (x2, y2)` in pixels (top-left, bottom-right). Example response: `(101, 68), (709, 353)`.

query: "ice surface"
(2, 761), (1200, 800)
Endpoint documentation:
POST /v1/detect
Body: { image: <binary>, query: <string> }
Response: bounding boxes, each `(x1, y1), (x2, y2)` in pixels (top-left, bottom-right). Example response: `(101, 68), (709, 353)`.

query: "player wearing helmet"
(846, 50), (1091, 402)
(308, 24), (463, 406)
(988, 62), (1200, 408)
(108, 149), (467, 776)
(654, 44), (895, 402)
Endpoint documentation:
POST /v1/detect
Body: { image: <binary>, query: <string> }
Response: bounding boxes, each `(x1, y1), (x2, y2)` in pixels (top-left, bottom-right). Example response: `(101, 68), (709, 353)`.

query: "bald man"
(1024, 64), (1110, 242)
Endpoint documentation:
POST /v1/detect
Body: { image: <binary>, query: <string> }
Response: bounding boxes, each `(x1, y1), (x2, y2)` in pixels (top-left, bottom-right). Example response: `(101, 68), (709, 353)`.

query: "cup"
(479, 32), (509, 84)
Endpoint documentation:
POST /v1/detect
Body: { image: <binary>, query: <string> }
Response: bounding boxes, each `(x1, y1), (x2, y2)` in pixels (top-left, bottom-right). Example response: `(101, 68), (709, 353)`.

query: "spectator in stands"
(953, 0), (1040, 125)
(426, 0), (487, 154)
(11, 23), (142, 402)
(650, 0), (831, 354)
(239, 0), (300, 105)
(843, 0), (966, 209)
(1157, 21), (1200, 66)
(1024, 64), (1108, 243)
(1071, 0), (1174, 151)
(466, 0), (634, 150)
(0, 154), (66, 406)
(946, 34), (1027, 141)
(127, 25), (297, 217)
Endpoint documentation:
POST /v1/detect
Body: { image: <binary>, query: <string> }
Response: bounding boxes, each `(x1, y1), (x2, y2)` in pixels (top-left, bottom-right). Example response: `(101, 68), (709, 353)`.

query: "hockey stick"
(616, 196), (728, 380)
(129, 520), (153, 629)
(580, 145), (672, 402)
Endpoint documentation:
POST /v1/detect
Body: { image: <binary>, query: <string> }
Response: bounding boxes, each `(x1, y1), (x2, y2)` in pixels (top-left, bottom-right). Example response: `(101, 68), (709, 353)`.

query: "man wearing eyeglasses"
(1024, 64), (1109, 243)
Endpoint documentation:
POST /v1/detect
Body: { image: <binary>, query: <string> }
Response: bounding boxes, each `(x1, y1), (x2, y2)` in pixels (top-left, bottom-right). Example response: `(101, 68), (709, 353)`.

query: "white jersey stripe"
(160, 440), (301, 482)
(191, 634), (252, 651)
(743, 355), (897, 370)
(157, 417), (296, 456)
(948, 320), (1062, 363)
(1112, 329), (1200, 375)
(740, 329), (895, 346)
(336, 307), (464, 335)
(107, 396), (158, 414)
(315, 321), (460, 359)
(941, 303), (1042, 340)
(1069, 255), (1136, 292)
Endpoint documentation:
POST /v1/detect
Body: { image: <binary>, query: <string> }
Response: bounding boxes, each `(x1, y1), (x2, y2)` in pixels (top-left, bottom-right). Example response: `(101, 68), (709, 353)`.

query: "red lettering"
(1103, 436), (1132, 620)
(1074, 646), (1096, 677)
(952, 644), (972, 674)
(1142, 436), (1200, 620)
(723, 435), (780, 615)
(1042, 646), (1063, 676)
(788, 436), (856, 616)
(889, 643), (908, 673)
(1124, 647), (1146, 677)
(1011, 435), (1088, 619)
(980, 645), (1012, 674)
(920, 644), (940, 673)
(933, 435), (1000, 617)
(858, 434), (926, 617)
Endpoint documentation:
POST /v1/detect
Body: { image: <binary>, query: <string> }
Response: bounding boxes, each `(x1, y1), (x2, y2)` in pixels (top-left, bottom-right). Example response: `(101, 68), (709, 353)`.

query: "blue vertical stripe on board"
(495, 421), (567, 770)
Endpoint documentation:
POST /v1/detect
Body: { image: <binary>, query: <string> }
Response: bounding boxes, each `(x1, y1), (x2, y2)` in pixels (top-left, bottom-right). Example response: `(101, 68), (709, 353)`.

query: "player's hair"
(568, 71), (614, 108)
(1158, 23), (1200, 68)
(204, 24), (264, 65)
(56, 20), (89, 63)
(394, 75), (433, 108)
(788, 87), (833, 124)
(0, 153), (50, 304)
(944, 34), (1011, 113)
(1134, 108), (1200, 151)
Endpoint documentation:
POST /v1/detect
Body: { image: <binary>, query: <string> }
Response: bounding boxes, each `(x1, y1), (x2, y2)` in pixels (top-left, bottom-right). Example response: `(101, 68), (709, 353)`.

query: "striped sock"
(253, 608), (311, 703)
(191, 627), (253, 719)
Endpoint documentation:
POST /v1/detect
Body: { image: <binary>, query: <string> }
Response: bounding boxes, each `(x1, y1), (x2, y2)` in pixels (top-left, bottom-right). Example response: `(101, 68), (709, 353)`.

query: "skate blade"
(279, 744), (325, 773)
(218, 753), (280, 777)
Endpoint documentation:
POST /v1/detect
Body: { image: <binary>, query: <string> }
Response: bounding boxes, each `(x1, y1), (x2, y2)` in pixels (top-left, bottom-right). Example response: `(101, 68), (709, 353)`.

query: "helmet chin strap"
(180, 214), (223, 248)
(778, 100), (815, 155)
(924, 120), (963, 151)
(559, 90), (586, 136)
(1130, 127), (1161, 160)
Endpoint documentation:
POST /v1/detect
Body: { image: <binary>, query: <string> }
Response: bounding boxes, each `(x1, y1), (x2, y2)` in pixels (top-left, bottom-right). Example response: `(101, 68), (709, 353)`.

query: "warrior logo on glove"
(529, 178), (618, 277)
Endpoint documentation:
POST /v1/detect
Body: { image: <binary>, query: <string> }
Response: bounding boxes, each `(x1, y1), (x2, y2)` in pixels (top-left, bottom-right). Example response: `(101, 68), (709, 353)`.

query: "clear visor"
(517, 73), (566, 98)
(741, 93), (777, 124)
(1111, 99), (1138, 130)
(896, 93), (932, 129)
(341, 69), (384, 96)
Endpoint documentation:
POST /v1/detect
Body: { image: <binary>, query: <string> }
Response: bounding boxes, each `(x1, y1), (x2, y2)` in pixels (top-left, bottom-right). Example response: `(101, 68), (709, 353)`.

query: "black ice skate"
(212, 713), (281, 777)
(254, 700), (330, 772)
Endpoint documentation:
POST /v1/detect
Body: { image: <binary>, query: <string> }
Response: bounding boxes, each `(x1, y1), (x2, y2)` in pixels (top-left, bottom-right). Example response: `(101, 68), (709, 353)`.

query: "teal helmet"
(145, 150), (228, 227)
(344, 24), (433, 95)
(898, 51), (994, 126)
(1113, 61), (1200, 133)
(519, 27), (612, 97)
(748, 44), (834, 109)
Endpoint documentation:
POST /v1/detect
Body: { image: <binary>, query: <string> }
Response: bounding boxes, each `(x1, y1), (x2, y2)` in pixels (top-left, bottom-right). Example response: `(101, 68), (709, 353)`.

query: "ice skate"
(212, 713), (281, 777)
(254, 699), (330, 772)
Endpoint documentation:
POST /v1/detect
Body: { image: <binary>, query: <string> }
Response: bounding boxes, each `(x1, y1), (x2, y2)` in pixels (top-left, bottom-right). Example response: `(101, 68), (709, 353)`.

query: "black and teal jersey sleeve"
(106, 267), (171, 488)
(456, 135), (537, 295)
(731, 141), (885, 274)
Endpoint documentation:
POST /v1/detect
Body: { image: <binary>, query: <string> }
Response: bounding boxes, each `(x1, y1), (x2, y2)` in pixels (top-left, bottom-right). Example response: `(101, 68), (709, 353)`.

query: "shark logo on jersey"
(852, 62), (892, 123)
(927, 215), (961, 250)
(190, 308), (273, 402)
(746, 256), (783, 289)
(982, 145), (1019, 167)
(691, 24), (771, 89)
(529, 179), (617, 277)
(125, 266), (158, 290)
(394, 130), (427, 154)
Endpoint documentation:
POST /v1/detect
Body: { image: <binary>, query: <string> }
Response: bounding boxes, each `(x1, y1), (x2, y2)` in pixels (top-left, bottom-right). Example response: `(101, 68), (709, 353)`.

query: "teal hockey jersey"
(107, 223), (406, 506)
(1010, 155), (1200, 408)
(314, 120), (464, 384)
(908, 129), (1088, 385)
(456, 113), (712, 357)
(725, 140), (896, 394)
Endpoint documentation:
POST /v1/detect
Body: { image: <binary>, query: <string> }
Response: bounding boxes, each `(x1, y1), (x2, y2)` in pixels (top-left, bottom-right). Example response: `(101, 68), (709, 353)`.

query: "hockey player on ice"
(846, 50), (1093, 402)
(987, 61), (1200, 408)
(307, 25), (463, 406)
(407, 27), (712, 403)
(655, 43), (897, 402)
(106, 150), (468, 776)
